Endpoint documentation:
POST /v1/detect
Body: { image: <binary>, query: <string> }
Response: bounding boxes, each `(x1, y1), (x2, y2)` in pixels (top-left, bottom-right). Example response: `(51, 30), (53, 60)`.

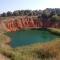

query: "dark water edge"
(4, 29), (60, 48)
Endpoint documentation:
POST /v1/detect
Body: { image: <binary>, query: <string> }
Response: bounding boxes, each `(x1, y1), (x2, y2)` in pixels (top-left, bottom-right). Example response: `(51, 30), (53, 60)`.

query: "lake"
(5, 29), (60, 47)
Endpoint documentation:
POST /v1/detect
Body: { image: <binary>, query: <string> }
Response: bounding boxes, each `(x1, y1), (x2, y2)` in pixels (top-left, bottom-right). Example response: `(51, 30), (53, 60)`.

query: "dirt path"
(0, 54), (10, 60)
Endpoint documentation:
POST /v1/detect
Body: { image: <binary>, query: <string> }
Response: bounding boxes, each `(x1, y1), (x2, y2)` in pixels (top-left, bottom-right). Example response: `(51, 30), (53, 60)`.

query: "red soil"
(0, 16), (60, 32)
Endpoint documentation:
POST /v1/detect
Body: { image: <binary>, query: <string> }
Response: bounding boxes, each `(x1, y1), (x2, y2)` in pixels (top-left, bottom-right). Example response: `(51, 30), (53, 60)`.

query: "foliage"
(7, 11), (12, 16)
(51, 15), (60, 22)
(0, 8), (60, 17)
(1, 12), (7, 17)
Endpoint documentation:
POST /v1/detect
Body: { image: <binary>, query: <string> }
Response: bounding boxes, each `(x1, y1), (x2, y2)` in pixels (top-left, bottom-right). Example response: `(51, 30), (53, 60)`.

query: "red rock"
(3, 16), (60, 32)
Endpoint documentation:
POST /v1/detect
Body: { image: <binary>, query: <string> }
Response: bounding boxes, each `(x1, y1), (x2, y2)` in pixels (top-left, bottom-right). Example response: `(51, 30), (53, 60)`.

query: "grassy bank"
(0, 38), (60, 60)
(48, 28), (60, 35)
(0, 28), (60, 60)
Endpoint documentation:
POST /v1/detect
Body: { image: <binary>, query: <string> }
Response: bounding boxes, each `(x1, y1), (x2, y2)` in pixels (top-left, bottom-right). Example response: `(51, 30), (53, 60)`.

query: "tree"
(32, 10), (38, 16)
(7, 11), (12, 16)
(1, 12), (7, 17)
(51, 15), (60, 22)
(24, 10), (32, 16)
(13, 11), (19, 16)
(41, 11), (49, 28)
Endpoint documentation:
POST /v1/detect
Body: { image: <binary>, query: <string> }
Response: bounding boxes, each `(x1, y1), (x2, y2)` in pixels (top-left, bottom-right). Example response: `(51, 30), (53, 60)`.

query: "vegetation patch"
(48, 28), (60, 35)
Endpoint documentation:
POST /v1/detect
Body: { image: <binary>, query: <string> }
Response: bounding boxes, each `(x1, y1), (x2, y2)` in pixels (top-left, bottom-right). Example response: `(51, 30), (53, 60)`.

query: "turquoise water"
(5, 29), (60, 47)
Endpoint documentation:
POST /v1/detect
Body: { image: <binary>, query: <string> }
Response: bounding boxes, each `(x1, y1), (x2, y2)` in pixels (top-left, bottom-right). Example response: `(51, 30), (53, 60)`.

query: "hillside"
(0, 16), (60, 32)
(0, 16), (60, 60)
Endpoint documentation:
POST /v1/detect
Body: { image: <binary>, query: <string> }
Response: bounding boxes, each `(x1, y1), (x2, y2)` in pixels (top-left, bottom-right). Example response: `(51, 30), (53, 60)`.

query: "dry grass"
(11, 38), (60, 60)
(0, 37), (60, 60)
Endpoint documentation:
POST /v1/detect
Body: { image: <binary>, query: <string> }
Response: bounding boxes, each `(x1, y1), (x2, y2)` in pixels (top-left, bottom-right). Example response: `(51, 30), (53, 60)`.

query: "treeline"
(0, 10), (42, 17)
(1, 8), (60, 17)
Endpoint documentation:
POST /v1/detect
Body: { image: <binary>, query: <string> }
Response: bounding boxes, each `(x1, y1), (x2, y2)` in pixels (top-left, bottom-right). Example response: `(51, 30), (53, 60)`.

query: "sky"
(0, 0), (60, 13)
